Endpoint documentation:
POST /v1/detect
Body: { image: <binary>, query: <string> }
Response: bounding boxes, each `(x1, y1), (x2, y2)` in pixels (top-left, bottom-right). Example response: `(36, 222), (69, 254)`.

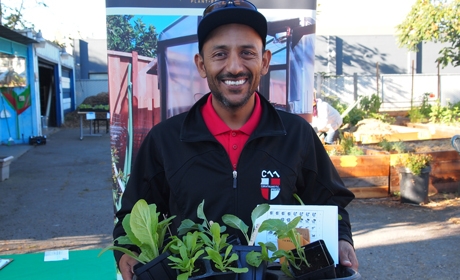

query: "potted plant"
(164, 231), (207, 280)
(397, 153), (432, 204)
(256, 215), (336, 280)
(177, 200), (249, 279)
(251, 196), (360, 280)
(222, 203), (270, 280)
(98, 199), (177, 280)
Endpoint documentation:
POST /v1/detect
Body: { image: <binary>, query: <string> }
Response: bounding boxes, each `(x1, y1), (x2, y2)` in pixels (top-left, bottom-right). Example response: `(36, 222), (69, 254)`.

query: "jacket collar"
(180, 92), (286, 142)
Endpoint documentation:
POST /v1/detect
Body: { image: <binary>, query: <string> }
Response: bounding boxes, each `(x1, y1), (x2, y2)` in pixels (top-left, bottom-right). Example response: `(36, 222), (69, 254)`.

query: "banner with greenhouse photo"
(105, 0), (317, 213)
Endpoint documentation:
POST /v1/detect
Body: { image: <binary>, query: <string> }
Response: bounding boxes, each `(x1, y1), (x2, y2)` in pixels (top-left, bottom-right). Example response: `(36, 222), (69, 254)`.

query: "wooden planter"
(325, 140), (460, 198)
(325, 146), (390, 198)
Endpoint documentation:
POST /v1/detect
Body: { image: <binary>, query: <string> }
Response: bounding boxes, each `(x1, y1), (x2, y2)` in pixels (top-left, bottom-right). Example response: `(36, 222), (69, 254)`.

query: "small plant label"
(44, 250), (69, 262)
(254, 205), (339, 265)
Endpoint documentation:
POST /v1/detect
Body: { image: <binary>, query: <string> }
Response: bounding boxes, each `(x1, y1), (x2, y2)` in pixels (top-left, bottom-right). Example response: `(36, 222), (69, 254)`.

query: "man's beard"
(211, 72), (255, 110)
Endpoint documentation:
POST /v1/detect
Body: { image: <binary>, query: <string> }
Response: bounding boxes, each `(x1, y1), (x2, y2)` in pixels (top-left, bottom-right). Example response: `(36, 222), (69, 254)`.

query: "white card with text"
(254, 204), (339, 265)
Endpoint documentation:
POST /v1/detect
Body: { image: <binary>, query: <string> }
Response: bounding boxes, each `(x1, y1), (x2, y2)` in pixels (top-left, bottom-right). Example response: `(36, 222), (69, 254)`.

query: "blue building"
(0, 26), (76, 144)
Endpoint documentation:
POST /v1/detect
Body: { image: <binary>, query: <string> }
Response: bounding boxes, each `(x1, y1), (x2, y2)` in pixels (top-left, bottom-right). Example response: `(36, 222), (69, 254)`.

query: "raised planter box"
(325, 146), (390, 198)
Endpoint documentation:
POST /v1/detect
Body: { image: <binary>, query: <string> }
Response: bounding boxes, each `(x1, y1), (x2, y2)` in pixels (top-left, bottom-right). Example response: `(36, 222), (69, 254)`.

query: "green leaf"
(122, 213), (141, 247)
(286, 216), (302, 232)
(98, 246), (144, 264)
(177, 219), (198, 235)
(114, 235), (135, 246)
(251, 204), (270, 224)
(222, 214), (248, 235)
(205, 247), (223, 265)
(197, 200), (206, 221)
(246, 251), (263, 267)
(130, 200), (159, 259)
(259, 218), (288, 235)
(177, 273), (189, 280)
(228, 267), (249, 273)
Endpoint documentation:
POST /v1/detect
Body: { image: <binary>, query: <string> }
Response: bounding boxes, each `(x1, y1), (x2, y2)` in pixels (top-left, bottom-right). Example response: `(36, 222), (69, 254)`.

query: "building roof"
(0, 25), (37, 45)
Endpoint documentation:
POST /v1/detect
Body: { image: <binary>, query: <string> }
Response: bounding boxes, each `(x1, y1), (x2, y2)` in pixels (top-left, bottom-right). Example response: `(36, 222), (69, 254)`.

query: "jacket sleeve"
(112, 130), (170, 266)
(297, 125), (355, 247)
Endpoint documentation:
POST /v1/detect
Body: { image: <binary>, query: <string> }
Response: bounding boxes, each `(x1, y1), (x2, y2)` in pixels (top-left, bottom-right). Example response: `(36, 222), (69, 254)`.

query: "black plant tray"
(265, 265), (361, 280)
(233, 245), (266, 280)
(188, 258), (238, 280)
(133, 252), (176, 280)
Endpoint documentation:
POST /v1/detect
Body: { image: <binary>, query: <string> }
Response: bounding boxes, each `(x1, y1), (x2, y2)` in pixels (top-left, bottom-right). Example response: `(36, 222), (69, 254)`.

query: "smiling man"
(113, 1), (358, 279)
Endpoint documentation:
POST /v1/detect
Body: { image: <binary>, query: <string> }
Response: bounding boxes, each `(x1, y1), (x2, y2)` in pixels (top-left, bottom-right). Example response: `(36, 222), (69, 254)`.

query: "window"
(0, 53), (27, 87)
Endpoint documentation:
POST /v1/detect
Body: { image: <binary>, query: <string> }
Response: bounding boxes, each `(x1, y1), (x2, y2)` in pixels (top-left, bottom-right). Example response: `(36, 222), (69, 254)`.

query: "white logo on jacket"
(260, 170), (280, 200)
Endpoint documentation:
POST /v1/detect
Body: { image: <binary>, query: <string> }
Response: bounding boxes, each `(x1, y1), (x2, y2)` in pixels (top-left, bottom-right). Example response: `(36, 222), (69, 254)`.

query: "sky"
(2, 0), (416, 42)
(2, 0), (108, 40)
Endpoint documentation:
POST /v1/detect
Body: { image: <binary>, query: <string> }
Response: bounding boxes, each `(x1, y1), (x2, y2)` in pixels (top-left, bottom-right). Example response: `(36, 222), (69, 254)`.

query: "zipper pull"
(233, 170), (237, 188)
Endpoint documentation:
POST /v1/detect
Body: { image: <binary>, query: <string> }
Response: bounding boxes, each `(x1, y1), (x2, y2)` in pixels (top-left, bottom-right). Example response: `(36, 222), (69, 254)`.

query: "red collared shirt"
(201, 93), (262, 170)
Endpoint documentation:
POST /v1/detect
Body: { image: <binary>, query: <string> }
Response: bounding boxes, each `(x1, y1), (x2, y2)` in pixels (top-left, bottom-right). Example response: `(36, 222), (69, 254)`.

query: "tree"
(396, 0), (460, 67)
(0, 0), (47, 30)
(107, 15), (158, 58)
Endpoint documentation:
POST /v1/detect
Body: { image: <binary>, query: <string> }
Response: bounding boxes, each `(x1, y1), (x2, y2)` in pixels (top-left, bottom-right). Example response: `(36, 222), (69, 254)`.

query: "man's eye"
(213, 52), (226, 58)
(242, 51), (255, 57)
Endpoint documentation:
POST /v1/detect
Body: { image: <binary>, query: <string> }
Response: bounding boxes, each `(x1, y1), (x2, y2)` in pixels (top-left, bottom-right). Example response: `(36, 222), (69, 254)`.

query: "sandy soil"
(348, 119), (456, 152)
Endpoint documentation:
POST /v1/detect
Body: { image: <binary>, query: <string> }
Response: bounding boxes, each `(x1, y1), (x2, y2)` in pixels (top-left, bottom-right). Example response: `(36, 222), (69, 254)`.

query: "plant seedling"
(98, 199), (175, 264)
(165, 231), (206, 280)
(177, 200), (248, 274)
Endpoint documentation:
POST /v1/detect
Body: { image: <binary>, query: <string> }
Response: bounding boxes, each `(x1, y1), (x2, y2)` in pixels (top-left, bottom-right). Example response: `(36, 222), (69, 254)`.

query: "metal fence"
(316, 73), (460, 110)
(76, 74), (460, 111)
(75, 79), (109, 105)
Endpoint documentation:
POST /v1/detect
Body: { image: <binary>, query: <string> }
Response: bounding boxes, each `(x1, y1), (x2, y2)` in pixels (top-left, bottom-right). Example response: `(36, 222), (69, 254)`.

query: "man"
(312, 98), (343, 144)
(113, 1), (359, 279)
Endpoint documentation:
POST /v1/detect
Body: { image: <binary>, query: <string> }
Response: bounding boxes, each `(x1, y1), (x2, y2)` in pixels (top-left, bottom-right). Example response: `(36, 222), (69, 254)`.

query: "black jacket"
(113, 92), (355, 264)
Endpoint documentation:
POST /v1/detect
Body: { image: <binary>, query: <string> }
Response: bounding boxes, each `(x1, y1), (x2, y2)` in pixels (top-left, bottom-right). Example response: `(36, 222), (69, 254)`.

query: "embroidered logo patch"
(260, 170), (280, 200)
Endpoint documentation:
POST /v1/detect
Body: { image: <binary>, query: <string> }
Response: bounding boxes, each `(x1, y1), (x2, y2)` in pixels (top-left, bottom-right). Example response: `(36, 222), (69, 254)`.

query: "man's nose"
(226, 52), (244, 74)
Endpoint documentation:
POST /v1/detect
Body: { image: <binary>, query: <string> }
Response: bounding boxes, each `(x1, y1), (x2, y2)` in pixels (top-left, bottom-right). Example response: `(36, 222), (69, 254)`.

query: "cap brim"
(198, 7), (267, 51)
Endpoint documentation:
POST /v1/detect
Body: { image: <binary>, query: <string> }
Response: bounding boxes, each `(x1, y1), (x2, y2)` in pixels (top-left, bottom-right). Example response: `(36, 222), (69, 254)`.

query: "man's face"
(195, 23), (271, 110)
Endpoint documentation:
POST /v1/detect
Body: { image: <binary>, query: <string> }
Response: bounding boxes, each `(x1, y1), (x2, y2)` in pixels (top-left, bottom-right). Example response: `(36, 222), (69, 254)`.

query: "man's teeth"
(225, 80), (245, 86)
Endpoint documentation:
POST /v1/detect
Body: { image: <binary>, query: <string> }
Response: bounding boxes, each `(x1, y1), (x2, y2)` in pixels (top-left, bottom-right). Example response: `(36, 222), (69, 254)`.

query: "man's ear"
(194, 53), (207, 78)
(260, 49), (272, 76)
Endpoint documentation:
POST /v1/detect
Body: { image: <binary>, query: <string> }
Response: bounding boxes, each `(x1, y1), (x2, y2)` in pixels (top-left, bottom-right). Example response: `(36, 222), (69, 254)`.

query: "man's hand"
(119, 253), (139, 280)
(339, 240), (359, 271)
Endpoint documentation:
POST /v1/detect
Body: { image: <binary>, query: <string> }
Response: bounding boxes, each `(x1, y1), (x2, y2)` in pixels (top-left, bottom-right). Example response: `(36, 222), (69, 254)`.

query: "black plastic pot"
(133, 252), (176, 280)
(399, 166), (431, 204)
(233, 245), (266, 280)
(188, 258), (238, 280)
(266, 265), (361, 280)
(290, 240), (336, 280)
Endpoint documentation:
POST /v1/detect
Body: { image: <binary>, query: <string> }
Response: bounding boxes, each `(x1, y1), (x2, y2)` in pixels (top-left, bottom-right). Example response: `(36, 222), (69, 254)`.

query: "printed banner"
(106, 0), (317, 215)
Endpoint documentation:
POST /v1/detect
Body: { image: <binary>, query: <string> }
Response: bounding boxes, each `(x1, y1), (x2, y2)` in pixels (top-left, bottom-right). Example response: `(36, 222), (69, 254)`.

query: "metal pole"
(376, 62), (379, 95)
(411, 60), (414, 110)
(437, 61), (441, 103)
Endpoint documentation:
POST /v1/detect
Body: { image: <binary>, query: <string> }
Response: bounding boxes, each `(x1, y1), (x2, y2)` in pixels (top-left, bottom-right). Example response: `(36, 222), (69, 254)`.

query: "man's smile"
(223, 79), (247, 86)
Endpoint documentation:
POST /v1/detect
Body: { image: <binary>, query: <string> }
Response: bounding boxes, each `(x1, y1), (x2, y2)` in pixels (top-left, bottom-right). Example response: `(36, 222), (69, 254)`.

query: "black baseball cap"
(197, 0), (267, 51)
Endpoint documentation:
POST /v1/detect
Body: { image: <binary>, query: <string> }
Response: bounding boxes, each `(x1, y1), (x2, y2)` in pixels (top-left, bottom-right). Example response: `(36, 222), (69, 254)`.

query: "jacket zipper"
(232, 170), (237, 188)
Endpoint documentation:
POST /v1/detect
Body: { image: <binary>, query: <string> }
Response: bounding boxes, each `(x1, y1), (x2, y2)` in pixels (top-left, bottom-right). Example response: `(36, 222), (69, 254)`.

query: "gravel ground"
(0, 127), (459, 279)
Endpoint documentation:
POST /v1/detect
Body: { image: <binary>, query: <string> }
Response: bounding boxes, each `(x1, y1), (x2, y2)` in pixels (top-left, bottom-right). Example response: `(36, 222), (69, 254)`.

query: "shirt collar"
(201, 93), (262, 136)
